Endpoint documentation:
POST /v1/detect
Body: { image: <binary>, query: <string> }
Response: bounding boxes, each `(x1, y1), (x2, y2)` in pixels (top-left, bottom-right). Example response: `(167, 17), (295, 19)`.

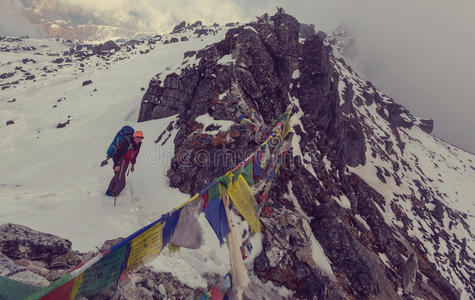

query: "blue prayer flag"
(162, 209), (182, 248)
(205, 199), (231, 245)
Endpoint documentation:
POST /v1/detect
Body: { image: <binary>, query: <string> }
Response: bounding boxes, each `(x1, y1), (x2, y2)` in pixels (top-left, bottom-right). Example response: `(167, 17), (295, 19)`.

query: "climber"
(106, 130), (144, 197)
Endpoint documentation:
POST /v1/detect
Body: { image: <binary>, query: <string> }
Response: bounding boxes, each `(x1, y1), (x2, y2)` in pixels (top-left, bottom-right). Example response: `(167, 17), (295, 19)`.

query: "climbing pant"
(107, 160), (129, 196)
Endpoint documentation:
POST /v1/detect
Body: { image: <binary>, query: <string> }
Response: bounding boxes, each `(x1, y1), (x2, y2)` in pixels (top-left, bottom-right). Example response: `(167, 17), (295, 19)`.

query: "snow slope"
(0, 28), (275, 289)
(332, 57), (475, 299)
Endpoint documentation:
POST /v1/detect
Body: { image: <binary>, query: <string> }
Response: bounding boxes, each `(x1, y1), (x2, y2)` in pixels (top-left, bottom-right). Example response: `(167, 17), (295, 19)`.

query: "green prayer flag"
(76, 244), (127, 299)
(216, 176), (229, 189)
(209, 184), (220, 200)
(242, 160), (254, 186)
(1, 276), (42, 300)
(232, 168), (241, 183)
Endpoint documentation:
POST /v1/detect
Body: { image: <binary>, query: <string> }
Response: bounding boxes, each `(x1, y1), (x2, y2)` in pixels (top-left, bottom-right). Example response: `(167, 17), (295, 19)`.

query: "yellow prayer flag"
(218, 182), (227, 199)
(227, 174), (262, 233)
(127, 221), (163, 271)
(283, 114), (291, 137)
(70, 273), (84, 300)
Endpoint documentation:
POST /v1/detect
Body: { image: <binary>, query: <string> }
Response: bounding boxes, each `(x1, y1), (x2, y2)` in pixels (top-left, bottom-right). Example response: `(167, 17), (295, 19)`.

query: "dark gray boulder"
(171, 21), (187, 34)
(97, 40), (120, 54)
(191, 21), (202, 28)
(82, 79), (92, 86)
(0, 223), (71, 264)
(417, 118), (434, 134)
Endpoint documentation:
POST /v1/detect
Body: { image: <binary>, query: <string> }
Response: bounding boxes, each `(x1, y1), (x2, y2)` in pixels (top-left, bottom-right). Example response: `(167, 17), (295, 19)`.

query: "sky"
(1, 0), (474, 152)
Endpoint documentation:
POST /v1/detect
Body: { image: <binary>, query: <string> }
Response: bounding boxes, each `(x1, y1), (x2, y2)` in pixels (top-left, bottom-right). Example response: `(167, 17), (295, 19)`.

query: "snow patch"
(244, 26), (258, 35)
(379, 252), (392, 269)
(195, 113), (235, 134)
(217, 54), (235, 65)
(334, 194), (351, 209)
(291, 69), (300, 79)
(355, 214), (371, 231)
(302, 220), (335, 279)
(219, 90), (229, 100)
(322, 156), (331, 171)
(338, 80), (346, 106)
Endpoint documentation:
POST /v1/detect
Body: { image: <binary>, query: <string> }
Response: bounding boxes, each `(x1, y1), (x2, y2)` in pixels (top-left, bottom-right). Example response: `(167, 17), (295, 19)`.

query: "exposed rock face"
(172, 21), (188, 34)
(97, 40), (120, 54)
(253, 208), (339, 300)
(402, 253), (418, 294)
(139, 11), (300, 194)
(138, 10), (471, 300)
(299, 23), (316, 40)
(0, 252), (50, 287)
(0, 224), (207, 298)
(0, 223), (95, 288)
(417, 118), (434, 134)
(0, 223), (71, 264)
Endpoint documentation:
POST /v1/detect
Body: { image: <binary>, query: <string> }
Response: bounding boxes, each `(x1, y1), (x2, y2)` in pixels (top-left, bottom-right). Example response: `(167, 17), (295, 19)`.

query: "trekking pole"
(114, 161), (125, 208)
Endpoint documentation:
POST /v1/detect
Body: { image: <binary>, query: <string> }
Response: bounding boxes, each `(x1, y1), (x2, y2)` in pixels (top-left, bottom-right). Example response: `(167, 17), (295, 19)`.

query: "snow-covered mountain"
(1, 10), (473, 300)
(14, 0), (162, 41)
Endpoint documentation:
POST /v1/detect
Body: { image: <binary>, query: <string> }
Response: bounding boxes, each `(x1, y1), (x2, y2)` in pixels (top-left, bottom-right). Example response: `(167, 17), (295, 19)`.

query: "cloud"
(267, 0), (475, 152)
(0, 0), (40, 37)
(346, 0), (475, 152)
(62, 0), (256, 32)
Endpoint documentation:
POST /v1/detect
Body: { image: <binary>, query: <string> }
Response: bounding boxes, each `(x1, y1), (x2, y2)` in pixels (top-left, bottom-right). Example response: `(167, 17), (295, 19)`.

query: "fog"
(262, 0), (475, 152)
(62, 0), (253, 33)
(2, 0), (474, 151)
(0, 0), (40, 37)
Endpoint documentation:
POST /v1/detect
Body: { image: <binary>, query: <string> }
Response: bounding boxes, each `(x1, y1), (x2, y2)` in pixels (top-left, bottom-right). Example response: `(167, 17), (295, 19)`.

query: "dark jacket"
(113, 136), (141, 167)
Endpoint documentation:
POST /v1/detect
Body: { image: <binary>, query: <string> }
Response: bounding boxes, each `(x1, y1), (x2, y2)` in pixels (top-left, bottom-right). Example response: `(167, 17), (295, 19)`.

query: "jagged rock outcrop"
(0, 224), (209, 299)
(253, 208), (346, 299)
(0, 223), (71, 264)
(97, 40), (120, 54)
(172, 21), (188, 34)
(0, 223), (91, 285)
(139, 11), (300, 195)
(138, 10), (472, 300)
(299, 23), (316, 40)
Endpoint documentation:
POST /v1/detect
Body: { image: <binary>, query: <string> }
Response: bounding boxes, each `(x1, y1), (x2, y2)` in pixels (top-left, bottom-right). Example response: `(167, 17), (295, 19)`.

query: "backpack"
(106, 126), (135, 158)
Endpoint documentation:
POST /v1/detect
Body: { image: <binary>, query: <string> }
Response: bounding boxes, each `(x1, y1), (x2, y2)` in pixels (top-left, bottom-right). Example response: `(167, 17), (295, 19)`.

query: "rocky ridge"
(138, 10), (474, 300)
